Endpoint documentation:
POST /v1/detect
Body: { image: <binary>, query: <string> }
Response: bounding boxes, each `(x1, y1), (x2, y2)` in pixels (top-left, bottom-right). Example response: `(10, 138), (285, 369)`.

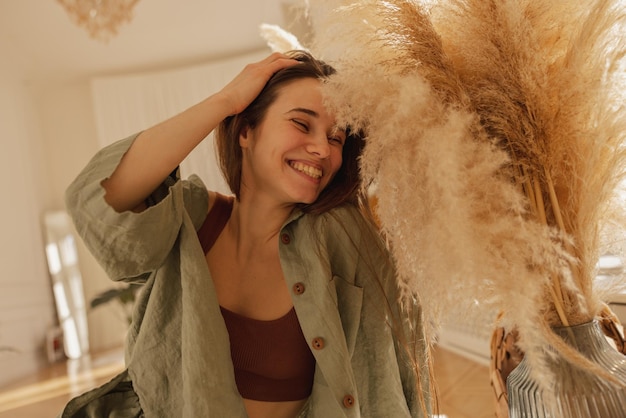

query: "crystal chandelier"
(57, 0), (141, 42)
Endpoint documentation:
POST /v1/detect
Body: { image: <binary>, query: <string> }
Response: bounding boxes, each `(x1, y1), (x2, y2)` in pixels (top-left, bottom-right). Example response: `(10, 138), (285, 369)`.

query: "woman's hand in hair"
(100, 53), (299, 213)
(217, 52), (300, 116)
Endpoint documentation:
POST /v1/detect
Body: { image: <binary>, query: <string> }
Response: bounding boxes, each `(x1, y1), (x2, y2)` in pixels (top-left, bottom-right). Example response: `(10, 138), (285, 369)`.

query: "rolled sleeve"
(65, 134), (208, 282)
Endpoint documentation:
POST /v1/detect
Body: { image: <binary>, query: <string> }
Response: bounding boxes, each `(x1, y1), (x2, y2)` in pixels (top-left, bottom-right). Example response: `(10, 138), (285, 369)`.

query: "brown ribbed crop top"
(197, 193), (316, 402)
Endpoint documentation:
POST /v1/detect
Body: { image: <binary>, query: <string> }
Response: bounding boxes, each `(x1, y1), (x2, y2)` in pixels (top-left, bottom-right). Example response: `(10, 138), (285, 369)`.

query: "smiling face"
(239, 77), (346, 206)
(216, 50), (365, 214)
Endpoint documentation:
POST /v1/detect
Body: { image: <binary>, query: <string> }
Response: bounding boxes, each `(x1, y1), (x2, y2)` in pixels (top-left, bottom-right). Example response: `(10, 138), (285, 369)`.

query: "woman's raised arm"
(101, 52), (300, 212)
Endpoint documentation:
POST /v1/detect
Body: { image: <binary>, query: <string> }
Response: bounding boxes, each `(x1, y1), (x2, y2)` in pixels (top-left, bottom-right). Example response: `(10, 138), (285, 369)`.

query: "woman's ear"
(239, 125), (250, 149)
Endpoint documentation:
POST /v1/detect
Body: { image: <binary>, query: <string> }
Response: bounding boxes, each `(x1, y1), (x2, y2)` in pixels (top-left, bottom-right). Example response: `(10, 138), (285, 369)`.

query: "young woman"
(59, 51), (431, 418)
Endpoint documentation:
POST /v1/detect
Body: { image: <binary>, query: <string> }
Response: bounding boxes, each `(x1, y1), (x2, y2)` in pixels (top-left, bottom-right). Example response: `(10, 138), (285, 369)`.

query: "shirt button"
(343, 394), (355, 408)
(280, 233), (291, 245)
(293, 282), (306, 295)
(311, 337), (325, 350)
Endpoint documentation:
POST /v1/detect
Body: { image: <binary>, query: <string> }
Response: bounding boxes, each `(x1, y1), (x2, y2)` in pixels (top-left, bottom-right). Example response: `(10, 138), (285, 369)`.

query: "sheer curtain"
(90, 49), (269, 193)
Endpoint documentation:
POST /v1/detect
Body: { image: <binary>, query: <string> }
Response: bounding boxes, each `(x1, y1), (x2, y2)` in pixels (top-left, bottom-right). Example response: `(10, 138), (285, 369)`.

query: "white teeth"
(290, 161), (322, 179)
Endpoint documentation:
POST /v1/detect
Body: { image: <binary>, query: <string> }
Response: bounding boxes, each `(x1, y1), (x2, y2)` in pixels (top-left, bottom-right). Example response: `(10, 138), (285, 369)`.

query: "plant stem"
(532, 173), (570, 327)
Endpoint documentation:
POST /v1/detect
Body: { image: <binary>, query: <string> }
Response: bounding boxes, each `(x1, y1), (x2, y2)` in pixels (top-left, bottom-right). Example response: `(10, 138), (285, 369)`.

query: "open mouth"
(289, 161), (323, 179)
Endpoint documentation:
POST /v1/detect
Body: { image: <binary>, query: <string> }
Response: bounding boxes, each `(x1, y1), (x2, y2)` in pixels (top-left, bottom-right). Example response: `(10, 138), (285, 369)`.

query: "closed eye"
(292, 119), (309, 132)
(328, 136), (345, 146)
(328, 128), (346, 146)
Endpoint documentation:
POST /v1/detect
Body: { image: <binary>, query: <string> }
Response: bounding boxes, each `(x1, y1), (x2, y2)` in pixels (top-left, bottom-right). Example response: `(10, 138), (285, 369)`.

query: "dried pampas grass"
(427, 0), (626, 385)
(259, 23), (307, 53)
(430, 0), (626, 326)
(303, 0), (626, 398)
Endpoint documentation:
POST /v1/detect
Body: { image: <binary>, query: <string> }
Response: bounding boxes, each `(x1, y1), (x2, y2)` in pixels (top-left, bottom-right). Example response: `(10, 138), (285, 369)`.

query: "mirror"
(43, 210), (89, 359)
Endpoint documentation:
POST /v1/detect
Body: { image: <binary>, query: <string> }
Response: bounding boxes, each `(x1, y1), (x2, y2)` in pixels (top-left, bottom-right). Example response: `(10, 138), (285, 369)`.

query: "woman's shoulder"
(302, 202), (383, 249)
(320, 202), (376, 231)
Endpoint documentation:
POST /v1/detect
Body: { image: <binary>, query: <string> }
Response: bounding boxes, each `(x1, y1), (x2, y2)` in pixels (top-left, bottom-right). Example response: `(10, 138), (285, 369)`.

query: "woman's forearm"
(102, 92), (233, 212)
(101, 53), (299, 212)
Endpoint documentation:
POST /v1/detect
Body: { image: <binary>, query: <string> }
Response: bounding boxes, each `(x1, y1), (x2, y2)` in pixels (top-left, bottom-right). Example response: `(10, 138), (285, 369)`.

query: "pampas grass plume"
(259, 23), (307, 53)
(305, 0), (626, 400)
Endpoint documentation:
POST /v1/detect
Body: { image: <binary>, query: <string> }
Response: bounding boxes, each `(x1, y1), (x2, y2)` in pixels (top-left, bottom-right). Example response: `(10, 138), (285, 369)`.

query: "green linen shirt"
(59, 134), (430, 418)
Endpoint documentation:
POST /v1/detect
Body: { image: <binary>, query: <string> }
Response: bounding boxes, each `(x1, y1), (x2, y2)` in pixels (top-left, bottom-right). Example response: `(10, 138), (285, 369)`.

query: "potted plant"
(90, 283), (143, 325)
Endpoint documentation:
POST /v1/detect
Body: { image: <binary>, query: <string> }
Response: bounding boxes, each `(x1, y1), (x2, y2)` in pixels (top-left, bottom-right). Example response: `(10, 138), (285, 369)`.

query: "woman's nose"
(306, 134), (331, 158)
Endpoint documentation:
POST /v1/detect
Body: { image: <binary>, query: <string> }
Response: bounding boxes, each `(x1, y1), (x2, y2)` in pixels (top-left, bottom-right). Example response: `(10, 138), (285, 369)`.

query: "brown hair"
(215, 50), (366, 215)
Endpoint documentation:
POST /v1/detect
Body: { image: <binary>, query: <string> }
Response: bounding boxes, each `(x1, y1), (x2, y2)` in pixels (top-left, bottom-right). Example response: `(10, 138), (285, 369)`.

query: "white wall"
(0, 70), (128, 387)
(35, 80), (129, 354)
(0, 67), (56, 385)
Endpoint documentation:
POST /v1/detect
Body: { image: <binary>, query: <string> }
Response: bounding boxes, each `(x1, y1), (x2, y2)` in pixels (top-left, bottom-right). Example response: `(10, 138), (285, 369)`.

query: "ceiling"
(0, 0), (304, 84)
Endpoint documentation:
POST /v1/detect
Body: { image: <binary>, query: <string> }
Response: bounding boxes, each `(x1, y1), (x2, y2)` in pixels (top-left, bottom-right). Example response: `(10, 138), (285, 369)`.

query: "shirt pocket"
(328, 275), (363, 356)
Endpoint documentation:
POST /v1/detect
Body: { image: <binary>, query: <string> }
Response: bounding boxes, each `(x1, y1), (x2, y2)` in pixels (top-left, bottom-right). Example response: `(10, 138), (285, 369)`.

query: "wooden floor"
(0, 348), (125, 418)
(432, 347), (494, 418)
(0, 345), (494, 418)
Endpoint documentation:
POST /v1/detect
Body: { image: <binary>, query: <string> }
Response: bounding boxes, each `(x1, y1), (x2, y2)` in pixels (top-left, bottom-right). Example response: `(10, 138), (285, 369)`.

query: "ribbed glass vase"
(507, 320), (626, 418)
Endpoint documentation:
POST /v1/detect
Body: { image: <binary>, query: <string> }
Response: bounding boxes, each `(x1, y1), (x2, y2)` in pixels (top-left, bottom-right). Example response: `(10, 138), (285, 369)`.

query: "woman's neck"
(227, 194), (295, 251)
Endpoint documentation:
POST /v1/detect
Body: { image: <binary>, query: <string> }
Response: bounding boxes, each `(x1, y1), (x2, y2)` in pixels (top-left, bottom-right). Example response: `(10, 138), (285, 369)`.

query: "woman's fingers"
(218, 53), (300, 115)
